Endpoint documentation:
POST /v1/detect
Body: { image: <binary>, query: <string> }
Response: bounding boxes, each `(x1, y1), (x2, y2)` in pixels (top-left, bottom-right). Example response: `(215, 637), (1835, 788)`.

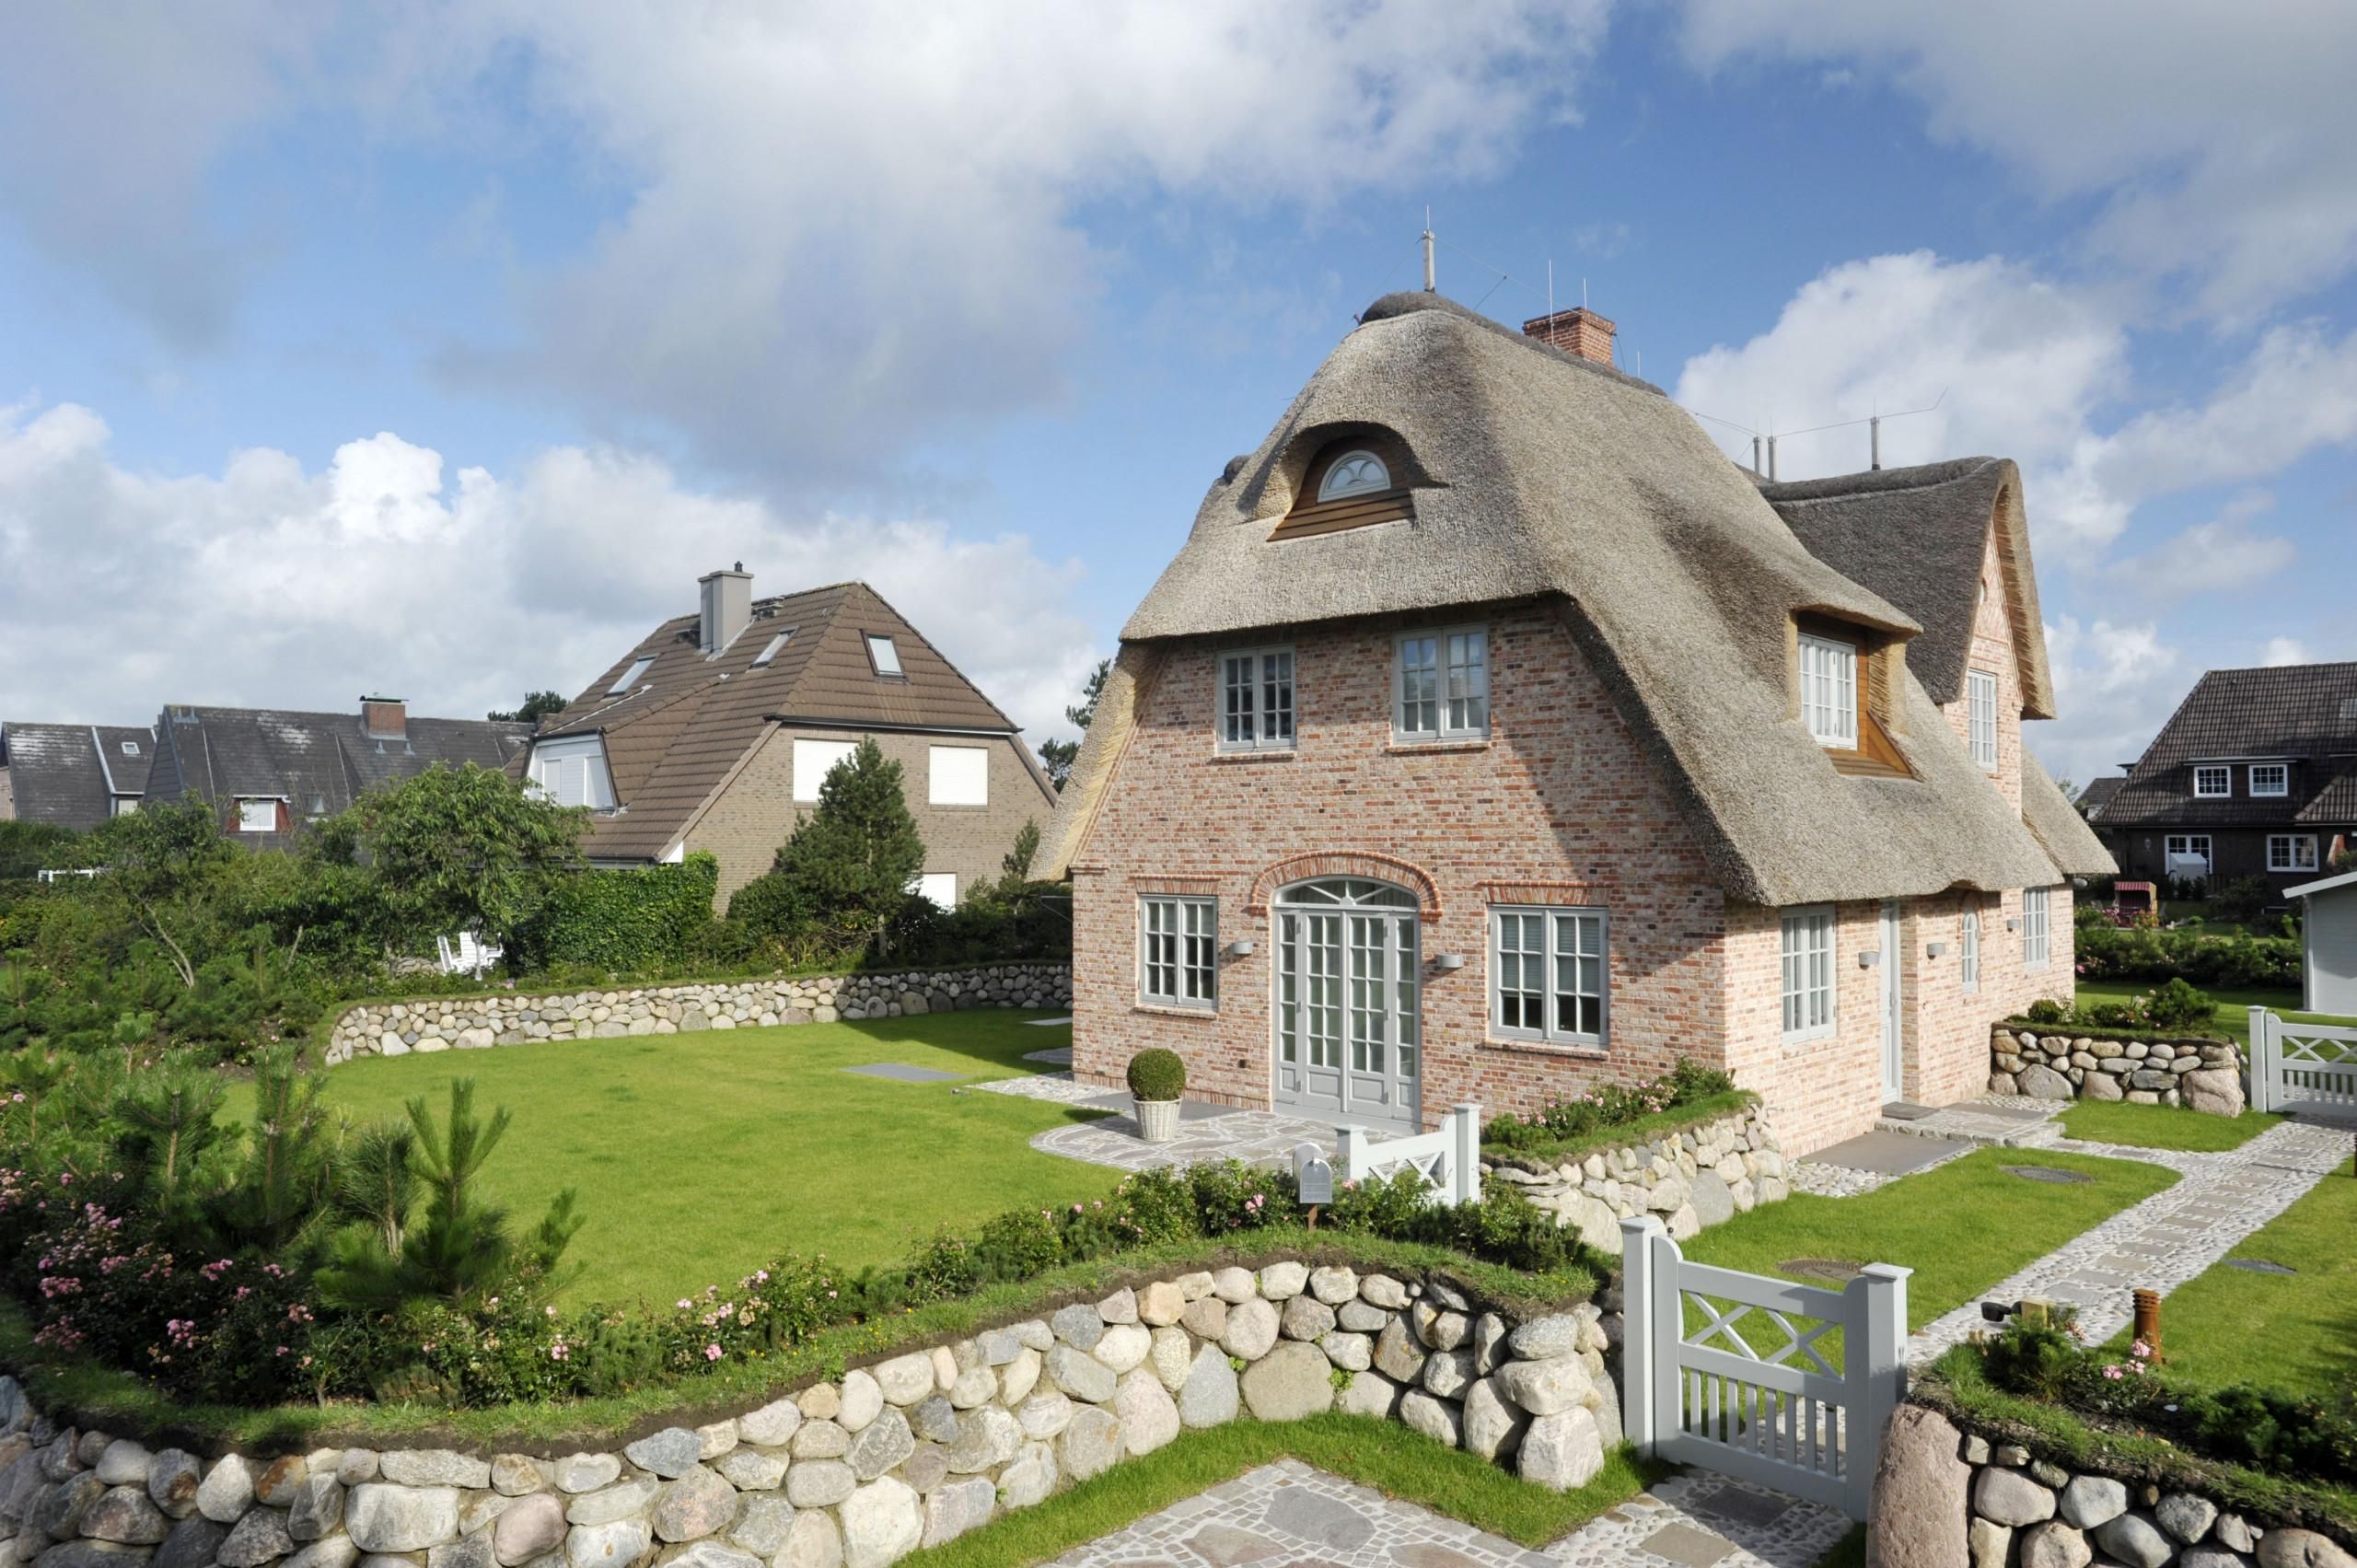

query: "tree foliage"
(486, 691), (570, 726)
(329, 764), (587, 949)
(728, 738), (924, 957)
(1037, 656), (1109, 792)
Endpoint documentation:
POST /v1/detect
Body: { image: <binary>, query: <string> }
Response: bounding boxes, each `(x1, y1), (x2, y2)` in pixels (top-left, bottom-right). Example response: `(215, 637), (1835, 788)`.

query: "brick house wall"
(684, 725), (1055, 908)
(1937, 529), (2026, 817)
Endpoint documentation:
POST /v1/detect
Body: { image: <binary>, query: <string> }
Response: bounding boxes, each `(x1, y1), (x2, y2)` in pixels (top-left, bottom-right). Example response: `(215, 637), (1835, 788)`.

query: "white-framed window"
(1318, 449), (1391, 501)
(865, 635), (904, 677)
(2193, 765), (2231, 797)
(528, 737), (612, 808)
(2165, 833), (2213, 866)
(1967, 668), (1999, 770)
(1780, 906), (1836, 1042)
(1140, 896), (1217, 1008)
(1219, 647), (1295, 751)
(2268, 834), (2318, 873)
(928, 745), (989, 806)
(606, 655), (655, 696)
(913, 872), (958, 908)
(2023, 887), (2051, 970)
(110, 796), (140, 818)
(792, 738), (857, 802)
(1960, 907), (1980, 995)
(120, 739), (141, 757)
(236, 797), (278, 834)
(1394, 626), (1489, 741)
(2249, 763), (2289, 797)
(1490, 906), (1608, 1047)
(751, 630), (794, 668)
(1799, 634), (1858, 749)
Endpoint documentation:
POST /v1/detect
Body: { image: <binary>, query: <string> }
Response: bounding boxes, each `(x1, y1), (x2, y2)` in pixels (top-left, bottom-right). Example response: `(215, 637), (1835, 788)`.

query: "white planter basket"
(1134, 1098), (1180, 1144)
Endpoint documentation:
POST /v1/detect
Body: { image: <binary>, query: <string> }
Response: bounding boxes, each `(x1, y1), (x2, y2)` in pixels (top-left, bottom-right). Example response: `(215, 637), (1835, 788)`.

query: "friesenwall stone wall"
(0, 1258), (1622, 1568)
(328, 966), (1071, 1063)
(1988, 1026), (2247, 1116)
(1484, 1101), (1789, 1251)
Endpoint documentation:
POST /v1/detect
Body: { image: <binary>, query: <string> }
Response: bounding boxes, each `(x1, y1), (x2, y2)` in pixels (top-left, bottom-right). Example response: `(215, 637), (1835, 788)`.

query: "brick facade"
(684, 725), (1055, 908)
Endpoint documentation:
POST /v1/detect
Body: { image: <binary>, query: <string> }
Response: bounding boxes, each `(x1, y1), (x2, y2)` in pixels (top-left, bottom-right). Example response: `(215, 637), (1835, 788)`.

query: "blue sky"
(2, 2), (2352, 789)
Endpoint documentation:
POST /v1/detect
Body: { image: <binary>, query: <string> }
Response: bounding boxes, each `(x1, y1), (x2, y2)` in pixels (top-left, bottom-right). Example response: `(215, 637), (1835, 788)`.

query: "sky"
(2, 1), (2353, 791)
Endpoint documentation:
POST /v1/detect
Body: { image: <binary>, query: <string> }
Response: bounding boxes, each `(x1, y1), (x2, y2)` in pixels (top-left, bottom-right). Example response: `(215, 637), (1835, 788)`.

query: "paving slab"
(842, 1063), (966, 1083)
(1803, 1129), (1965, 1177)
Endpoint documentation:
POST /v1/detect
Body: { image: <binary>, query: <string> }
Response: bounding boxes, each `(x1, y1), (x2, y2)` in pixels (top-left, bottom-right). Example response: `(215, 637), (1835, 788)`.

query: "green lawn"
(902, 1414), (1659, 1566)
(2068, 979), (2304, 1048)
(2117, 1167), (2357, 1397)
(225, 1013), (1116, 1307)
(2058, 1098), (2285, 1152)
(1680, 1148), (2178, 1366)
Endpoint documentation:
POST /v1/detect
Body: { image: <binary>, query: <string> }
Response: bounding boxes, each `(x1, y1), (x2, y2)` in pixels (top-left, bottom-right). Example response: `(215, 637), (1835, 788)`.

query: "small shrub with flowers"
(1482, 1058), (1740, 1156)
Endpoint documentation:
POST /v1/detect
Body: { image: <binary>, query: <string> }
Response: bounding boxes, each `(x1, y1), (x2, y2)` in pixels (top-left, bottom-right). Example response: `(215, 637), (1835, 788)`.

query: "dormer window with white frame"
(1219, 646), (1295, 752)
(606, 656), (655, 697)
(236, 797), (279, 834)
(1799, 633), (1858, 749)
(528, 736), (615, 809)
(2249, 763), (2289, 797)
(2193, 765), (2231, 798)
(1316, 450), (1390, 501)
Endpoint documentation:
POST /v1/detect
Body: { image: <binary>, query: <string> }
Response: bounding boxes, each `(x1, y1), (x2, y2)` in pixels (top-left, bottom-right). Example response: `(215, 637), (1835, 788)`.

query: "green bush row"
(2073, 923), (2301, 989)
(1480, 1059), (1740, 1161)
(511, 854), (721, 971)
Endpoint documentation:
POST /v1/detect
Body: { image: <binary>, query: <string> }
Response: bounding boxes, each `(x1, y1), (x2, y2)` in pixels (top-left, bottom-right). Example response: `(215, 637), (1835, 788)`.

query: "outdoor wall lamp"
(1224, 939), (1255, 958)
(1926, 942), (1949, 958)
(1433, 953), (1467, 971)
(1857, 950), (1880, 968)
(2005, 917), (2022, 931)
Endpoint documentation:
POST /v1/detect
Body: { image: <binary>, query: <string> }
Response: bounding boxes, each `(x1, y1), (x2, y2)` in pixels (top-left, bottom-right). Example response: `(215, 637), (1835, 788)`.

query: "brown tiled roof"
(2102, 662), (2357, 828)
(531, 580), (1034, 861)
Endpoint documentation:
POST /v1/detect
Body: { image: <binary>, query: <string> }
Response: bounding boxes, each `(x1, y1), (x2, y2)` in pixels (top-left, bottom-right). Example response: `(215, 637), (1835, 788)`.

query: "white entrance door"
(1273, 877), (1422, 1132)
(1879, 900), (1904, 1101)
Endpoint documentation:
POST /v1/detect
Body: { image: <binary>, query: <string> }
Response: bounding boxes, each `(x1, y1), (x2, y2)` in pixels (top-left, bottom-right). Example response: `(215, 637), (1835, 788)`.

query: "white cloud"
(2262, 637), (2312, 668)
(2033, 615), (2182, 786)
(1674, 0), (2357, 318)
(0, 401), (1099, 741)
(2107, 492), (2295, 604)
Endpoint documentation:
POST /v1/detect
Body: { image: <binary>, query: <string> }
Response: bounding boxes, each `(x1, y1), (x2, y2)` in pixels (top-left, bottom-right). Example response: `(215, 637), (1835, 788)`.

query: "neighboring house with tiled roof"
(2095, 662), (2357, 894)
(520, 572), (1057, 909)
(2075, 775), (2124, 821)
(1042, 291), (2109, 1156)
(144, 699), (531, 852)
(0, 722), (157, 829)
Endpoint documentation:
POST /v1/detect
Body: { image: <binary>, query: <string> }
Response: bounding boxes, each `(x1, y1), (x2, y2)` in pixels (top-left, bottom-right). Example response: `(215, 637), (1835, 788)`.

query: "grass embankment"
(2058, 1099), (2285, 1152)
(225, 1012), (1116, 1306)
(902, 1415), (1662, 1566)
(1481, 1090), (1757, 1170)
(2063, 980), (2318, 1049)
(1680, 1149), (2178, 1366)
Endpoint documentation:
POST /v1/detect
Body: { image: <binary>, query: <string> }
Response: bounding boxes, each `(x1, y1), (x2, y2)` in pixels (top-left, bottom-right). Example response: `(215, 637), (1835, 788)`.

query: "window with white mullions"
(1491, 906), (1608, 1046)
(1395, 626), (1489, 741)
(1799, 635), (1857, 749)
(1961, 907), (1980, 995)
(2250, 763), (2289, 797)
(2193, 765), (2230, 797)
(1218, 647), (1295, 751)
(2024, 887), (2051, 970)
(1140, 896), (1217, 1008)
(1781, 906), (1835, 1041)
(2268, 834), (2318, 872)
(1967, 668), (1998, 770)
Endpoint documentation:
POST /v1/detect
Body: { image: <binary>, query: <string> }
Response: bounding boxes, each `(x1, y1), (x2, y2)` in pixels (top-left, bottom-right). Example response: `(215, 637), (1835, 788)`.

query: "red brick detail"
(1245, 851), (1443, 922)
(1131, 874), (1225, 894)
(1476, 879), (1598, 907)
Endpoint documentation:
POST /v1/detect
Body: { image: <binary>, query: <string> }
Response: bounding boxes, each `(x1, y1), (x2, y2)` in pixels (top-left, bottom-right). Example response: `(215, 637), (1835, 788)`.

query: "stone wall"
(328, 965), (1072, 1063)
(1989, 1026), (2246, 1115)
(1485, 1101), (1788, 1251)
(1868, 1403), (2352, 1568)
(0, 1259), (1623, 1568)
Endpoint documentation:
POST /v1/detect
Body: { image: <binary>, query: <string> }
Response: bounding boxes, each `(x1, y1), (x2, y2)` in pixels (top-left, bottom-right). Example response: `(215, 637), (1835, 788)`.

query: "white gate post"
(1619, 1215), (1662, 1456)
(1450, 1103), (1481, 1204)
(1849, 1262), (1912, 1519)
(1334, 1125), (1367, 1185)
(2246, 1007), (2271, 1113)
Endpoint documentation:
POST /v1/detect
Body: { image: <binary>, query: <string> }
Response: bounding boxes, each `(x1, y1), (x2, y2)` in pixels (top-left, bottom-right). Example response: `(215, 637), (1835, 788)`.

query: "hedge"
(512, 853), (720, 970)
(2073, 924), (2301, 989)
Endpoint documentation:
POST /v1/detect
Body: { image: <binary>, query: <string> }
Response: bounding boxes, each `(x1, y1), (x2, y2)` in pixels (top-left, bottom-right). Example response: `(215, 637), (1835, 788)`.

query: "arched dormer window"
(1317, 449), (1390, 501)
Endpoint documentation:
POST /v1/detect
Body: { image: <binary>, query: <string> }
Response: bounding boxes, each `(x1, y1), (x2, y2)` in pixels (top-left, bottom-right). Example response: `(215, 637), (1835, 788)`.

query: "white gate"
(2249, 1008), (2357, 1116)
(1333, 1103), (1481, 1206)
(1620, 1215), (1910, 1520)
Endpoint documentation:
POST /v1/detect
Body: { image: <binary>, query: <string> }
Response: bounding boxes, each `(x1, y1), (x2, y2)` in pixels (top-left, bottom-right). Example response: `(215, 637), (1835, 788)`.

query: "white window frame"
(2023, 887), (2051, 971)
(1139, 896), (1217, 1009)
(2165, 833), (2213, 865)
(751, 630), (795, 668)
(1489, 906), (1608, 1048)
(865, 634), (904, 678)
(927, 744), (990, 807)
(236, 797), (278, 834)
(1799, 634), (1859, 749)
(1317, 449), (1391, 502)
(1780, 906), (1837, 1043)
(529, 736), (612, 809)
(1393, 625), (1489, 742)
(1960, 907), (1980, 995)
(792, 738), (858, 803)
(606, 656), (655, 696)
(1218, 645), (1296, 752)
(2268, 834), (2318, 873)
(1967, 668), (1999, 771)
(913, 872), (958, 908)
(2192, 765), (2231, 798)
(2249, 763), (2289, 798)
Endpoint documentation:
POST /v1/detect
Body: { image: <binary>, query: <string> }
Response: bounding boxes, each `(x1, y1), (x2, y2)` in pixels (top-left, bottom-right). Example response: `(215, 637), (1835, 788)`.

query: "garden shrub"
(2073, 923), (2301, 989)
(514, 854), (720, 971)
(2016, 978), (2218, 1036)
(1482, 1057), (1740, 1155)
(2208, 875), (2278, 927)
(1127, 1048), (1186, 1101)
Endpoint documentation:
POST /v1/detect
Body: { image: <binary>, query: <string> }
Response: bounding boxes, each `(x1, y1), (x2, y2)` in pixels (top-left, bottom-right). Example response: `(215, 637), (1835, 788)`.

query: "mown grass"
(2058, 1098), (2285, 1152)
(901, 1414), (1664, 1566)
(1482, 1091), (1757, 1171)
(224, 1011), (1118, 1306)
(2064, 979), (2316, 1049)
(1679, 1149), (2178, 1367)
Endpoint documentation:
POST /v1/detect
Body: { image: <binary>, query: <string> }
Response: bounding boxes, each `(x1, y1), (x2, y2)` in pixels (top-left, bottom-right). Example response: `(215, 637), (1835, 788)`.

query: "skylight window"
(606, 656), (656, 696)
(866, 635), (904, 677)
(120, 740), (140, 757)
(1317, 449), (1390, 501)
(752, 630), (795, 668)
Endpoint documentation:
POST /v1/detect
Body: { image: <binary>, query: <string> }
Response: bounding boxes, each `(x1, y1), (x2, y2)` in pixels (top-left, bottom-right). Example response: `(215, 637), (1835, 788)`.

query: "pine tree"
(757, 738), (926, 956)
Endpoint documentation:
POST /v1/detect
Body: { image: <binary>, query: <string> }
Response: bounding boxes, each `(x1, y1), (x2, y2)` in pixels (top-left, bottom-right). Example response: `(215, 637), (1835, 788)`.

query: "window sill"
(1211, 749), (1299, 763)
(1481, 1036), (1608, 1061)
(923, 803), (993, 811)
(1385, 738), (1492, 756)
(1782, 1028), (1837, 1049)
(1132, 1003), (1220, 1020)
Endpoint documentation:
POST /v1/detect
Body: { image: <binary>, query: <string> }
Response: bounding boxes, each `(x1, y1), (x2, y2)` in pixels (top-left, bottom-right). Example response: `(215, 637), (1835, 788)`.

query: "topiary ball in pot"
(1128, 1048), (1186, 1144)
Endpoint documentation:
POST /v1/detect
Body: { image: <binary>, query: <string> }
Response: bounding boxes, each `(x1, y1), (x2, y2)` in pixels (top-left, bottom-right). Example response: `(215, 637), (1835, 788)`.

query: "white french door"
(1273, 878), (1422, 1132)
(1878, 899), (1904, 1102)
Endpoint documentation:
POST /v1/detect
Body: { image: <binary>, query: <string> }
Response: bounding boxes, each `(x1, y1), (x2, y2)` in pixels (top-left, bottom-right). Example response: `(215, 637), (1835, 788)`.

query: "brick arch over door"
(1246, 851), (1443, 922)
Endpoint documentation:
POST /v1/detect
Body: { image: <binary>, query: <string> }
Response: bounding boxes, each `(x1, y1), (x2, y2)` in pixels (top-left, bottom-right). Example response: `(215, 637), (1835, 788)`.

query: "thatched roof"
(1048, 291), (2080, 905)
(2021, 753), (2118, 877)
(1760, 458), (2056, 718)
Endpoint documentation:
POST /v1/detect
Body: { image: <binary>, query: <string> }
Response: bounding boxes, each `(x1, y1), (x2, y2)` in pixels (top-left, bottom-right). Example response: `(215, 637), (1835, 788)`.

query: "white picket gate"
(1333, 1103), (1481, 1206)
(2248, 1008), (2357, 1116)
(1621, 1215), (1910, 1520)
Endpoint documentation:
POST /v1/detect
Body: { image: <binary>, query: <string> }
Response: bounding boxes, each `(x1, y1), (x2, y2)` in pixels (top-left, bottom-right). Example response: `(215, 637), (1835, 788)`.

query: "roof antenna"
(1582, 276), (1589, 309)
(1547, 260), (1554, 319)
(1422, 210), (1436, 292)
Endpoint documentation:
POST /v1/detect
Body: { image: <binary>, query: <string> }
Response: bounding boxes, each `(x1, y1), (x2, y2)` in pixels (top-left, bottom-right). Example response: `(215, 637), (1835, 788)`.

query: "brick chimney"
(1522, 306), (1617, 366)
(360, 696), (407, 739)
(699, 564), (753, 656)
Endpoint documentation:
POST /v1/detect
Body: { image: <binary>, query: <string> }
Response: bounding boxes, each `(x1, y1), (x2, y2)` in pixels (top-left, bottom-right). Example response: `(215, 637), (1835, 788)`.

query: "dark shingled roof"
(2076, 776), (2125, 819)
(528, 579), (1050, 863)
(144, 705), (529, 851)
(1759, 458), (2055, 718)
(0, 722), (157, 830)
(1051, 292), (2082, 905)
(2102, 662), (2357, 829)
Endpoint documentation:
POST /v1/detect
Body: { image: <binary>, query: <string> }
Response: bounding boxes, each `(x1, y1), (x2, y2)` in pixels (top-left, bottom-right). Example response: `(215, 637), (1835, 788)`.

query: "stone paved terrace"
(1048, 1460), (1852, 1568)
(978, 1070), (1340, 1171)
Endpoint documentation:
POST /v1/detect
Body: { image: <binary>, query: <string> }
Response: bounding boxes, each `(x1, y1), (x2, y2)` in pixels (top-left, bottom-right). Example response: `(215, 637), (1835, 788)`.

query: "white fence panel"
(1621, 1215), (1909, 1520)
(1334, 1103), (1480, 1206)
(2249, 1008), (2357, 1116)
